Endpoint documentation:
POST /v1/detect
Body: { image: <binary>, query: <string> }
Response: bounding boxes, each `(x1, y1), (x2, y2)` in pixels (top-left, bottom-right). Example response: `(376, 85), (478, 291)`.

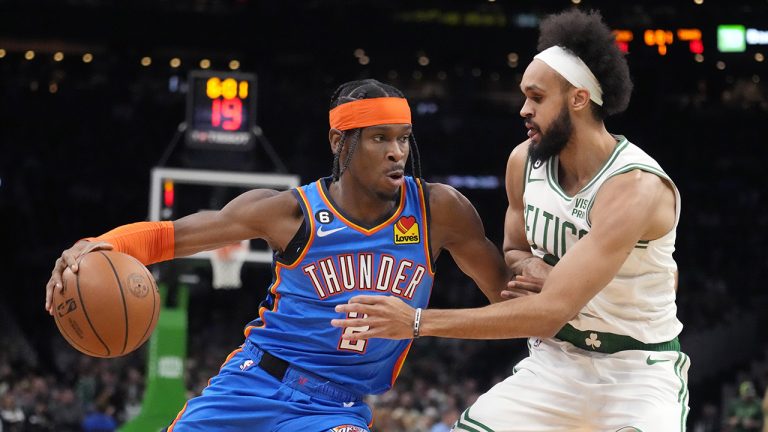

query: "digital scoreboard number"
(185, 71), (256, 149)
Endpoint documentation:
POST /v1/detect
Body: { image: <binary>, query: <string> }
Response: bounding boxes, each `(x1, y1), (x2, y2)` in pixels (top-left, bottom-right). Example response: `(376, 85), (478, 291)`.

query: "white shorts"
(453, 338), (690, 432)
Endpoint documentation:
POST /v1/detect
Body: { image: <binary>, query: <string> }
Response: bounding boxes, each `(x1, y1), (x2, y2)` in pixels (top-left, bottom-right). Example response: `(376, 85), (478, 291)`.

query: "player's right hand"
(45, 240), (113, 315)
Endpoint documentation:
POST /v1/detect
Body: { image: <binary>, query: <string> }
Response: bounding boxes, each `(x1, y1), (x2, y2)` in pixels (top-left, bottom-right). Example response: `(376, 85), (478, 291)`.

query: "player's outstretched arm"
(45, 188), (297, 314)
(427, 182), (508, 304)
(333, 170), (674, 341)
(172, 188), (296, 257)
(330, 182), (508, 341)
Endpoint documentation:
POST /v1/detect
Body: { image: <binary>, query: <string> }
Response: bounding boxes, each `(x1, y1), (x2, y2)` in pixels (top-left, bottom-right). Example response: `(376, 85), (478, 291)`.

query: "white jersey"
(455, 136), (690, 432)
(523, 135), (682, 344)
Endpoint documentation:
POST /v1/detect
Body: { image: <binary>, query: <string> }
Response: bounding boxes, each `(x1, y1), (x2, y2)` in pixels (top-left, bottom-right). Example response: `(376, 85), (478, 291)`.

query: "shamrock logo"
(585, 333), (602, 350)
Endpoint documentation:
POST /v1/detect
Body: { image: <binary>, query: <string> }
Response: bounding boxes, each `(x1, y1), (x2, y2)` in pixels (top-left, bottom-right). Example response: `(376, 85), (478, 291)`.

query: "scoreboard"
(185, 70), (257, 150)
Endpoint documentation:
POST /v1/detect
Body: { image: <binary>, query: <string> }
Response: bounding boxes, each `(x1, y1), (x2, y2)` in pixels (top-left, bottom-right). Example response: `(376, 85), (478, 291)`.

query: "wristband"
(86, 221), (175, 266)
(413, 308), (422, 339)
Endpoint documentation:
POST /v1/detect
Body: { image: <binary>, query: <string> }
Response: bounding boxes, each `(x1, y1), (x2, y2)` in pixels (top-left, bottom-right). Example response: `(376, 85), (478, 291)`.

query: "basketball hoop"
(210, 240), (250, 289)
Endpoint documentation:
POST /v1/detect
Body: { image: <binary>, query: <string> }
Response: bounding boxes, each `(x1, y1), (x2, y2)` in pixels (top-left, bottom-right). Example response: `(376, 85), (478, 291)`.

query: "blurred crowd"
(0, 347), (143, 432)
(2, 333), (767, 431)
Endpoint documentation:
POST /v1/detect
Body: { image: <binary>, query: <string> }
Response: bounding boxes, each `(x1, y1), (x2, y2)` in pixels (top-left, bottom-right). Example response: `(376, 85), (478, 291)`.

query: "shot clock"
(185, 71), (257, 149)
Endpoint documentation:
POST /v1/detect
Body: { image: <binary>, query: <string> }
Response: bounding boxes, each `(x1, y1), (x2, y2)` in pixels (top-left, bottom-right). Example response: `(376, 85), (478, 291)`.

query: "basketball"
(52, 251), (160, 358)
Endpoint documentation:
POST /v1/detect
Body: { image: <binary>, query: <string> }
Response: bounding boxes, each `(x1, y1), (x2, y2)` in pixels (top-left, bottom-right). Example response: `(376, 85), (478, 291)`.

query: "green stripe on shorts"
(675, 353), (690, 431)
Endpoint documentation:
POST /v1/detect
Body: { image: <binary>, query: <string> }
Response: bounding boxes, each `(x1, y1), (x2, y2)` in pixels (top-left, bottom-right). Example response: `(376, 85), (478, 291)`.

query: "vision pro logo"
(394, 216), (420, 245)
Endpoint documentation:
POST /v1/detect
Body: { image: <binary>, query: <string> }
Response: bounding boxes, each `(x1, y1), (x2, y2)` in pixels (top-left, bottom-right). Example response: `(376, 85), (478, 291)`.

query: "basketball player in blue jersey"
(334, 11), (689, 432)
(45, 79), (508, 431)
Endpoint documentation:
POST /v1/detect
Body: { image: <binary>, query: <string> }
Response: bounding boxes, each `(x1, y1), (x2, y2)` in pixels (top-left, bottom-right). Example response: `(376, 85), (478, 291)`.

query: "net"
(210, 240), (250, 289)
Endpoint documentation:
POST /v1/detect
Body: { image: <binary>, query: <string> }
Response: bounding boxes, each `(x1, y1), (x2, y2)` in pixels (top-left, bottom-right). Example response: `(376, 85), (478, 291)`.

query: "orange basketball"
(52, 250), (160, 358)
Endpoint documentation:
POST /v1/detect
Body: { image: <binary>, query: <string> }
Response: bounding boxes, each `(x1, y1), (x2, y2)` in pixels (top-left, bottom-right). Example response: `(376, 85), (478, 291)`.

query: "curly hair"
(328, 79), (422, 181)
(537, 9), (633, 119)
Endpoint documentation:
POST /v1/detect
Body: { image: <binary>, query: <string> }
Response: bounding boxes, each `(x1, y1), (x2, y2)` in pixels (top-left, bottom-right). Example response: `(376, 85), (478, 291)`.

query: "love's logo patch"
(394, 216), (420, 245)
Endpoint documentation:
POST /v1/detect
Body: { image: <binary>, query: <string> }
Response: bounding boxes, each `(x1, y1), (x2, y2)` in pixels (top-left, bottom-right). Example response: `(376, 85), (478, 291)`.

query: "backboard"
(148, 167), (300, 263)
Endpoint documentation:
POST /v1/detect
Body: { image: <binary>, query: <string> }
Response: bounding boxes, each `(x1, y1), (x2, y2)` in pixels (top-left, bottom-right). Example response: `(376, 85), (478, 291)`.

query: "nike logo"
(646, 355), (670, 365)
(317, 226), (347, 237)
(342, 401), (355, 407)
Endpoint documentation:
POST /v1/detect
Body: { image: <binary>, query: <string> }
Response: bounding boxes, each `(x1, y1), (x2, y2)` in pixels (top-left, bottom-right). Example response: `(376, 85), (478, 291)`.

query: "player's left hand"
(331, 295), (415, 341)
(500, 275), (545, 299)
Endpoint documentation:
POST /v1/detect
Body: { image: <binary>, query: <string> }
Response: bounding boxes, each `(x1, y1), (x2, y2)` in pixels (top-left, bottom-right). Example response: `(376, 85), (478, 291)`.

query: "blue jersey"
(244, 176), (435, 396)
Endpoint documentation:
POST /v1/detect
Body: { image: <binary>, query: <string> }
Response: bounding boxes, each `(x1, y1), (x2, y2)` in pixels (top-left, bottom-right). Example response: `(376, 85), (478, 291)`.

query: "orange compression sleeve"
(85, 221), (175, 266)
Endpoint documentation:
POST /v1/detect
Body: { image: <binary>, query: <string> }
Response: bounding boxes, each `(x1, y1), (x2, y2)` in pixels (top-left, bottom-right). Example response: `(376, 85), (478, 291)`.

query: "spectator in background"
(120, 366), (144, 422)
(75, 358), (97, 411)
(82, 401), (118, 432)
(0, 394), (24, 432)
(693, 402), (721, 432)
(430, 408), (460, 432)
(26, 401), (53, 432)
(48, 388), (82, 432)
(726, 381), (763, 432)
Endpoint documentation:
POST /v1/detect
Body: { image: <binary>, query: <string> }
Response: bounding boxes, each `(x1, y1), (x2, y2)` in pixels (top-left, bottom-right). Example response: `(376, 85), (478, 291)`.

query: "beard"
(528, 105), (573, 165)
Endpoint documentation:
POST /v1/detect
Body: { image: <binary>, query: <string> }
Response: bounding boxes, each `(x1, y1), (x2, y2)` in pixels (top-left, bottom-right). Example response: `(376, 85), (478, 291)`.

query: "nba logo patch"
(239, 360), (254, 371)
(331, 426), (366, 432)
(394, 216), (420, 244)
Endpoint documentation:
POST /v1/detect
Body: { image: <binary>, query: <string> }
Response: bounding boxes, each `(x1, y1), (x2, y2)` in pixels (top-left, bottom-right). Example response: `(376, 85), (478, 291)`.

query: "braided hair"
(329, 79), (422, 181)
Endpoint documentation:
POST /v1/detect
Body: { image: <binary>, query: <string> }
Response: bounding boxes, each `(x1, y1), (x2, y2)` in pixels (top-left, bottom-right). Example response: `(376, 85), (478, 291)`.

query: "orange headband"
(329, 97), (412, 131)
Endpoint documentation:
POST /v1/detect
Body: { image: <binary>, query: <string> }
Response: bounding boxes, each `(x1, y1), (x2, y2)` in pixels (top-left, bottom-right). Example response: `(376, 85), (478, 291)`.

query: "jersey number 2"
(339, 312), (369, 353)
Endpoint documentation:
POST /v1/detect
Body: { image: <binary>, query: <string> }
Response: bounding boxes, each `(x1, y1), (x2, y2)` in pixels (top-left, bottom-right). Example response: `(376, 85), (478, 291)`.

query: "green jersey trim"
(585, 162), (670, 228)
(546, 137), (628, 201)
(523, 153), (531, 194)
(457, 406), (495, 432)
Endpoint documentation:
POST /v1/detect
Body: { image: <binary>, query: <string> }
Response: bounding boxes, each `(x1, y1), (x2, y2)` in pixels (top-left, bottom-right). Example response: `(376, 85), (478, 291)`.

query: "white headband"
(534, 46), (603, 106)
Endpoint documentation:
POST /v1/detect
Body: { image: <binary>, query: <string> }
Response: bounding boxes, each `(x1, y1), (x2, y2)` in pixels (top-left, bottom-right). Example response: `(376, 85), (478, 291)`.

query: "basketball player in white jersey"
(333, 9), (689, 431)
